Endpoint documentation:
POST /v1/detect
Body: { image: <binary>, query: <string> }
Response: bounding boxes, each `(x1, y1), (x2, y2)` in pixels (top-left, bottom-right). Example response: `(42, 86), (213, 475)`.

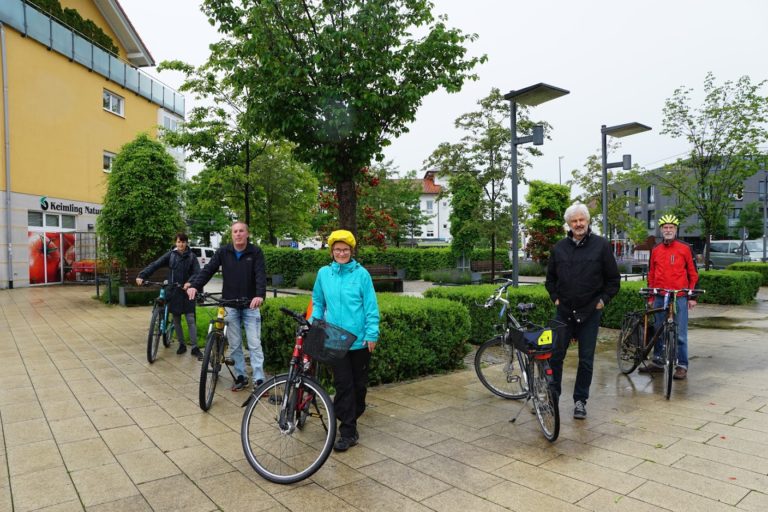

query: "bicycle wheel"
(146, 305), (162, 364)
(474, 336), (528, 399)
(663, 325), (677, 400)
(530, 359), (560, 442)
(617, 314), (642, 374)
(162, 308), (173, 348)
(242, 374), (336, 484)
(199, 331), (223, 411)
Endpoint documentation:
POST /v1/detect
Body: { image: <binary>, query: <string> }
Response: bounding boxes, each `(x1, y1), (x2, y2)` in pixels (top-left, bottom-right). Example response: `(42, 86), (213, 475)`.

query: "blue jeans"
(652, 296), (689, 369)
(550, 308), (602, 404)
(225, 307), (264, 383)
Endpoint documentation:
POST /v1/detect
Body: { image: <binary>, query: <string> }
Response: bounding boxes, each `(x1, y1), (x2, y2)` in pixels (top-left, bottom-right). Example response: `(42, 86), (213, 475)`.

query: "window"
(425, 200), (433, 214)
(45, 214), (60, 227)
(727, 207), (741, 227)
(760, 180), (766, 201)
(163, 116), (180, 132)
(103, 90), (124, 116)
(62, 215), (76, 229)
(635, 187), (641, 199)
(28, 211), (43, 227)
(426, 229), (434, 237)
(647, 210), (655, 229)
(103, 152), (116, 172)
(647, 186), (655, 204)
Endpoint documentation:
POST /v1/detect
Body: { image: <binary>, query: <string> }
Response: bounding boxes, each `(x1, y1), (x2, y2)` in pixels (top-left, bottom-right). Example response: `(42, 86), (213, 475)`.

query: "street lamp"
(600, 122), (652, 237)
(558, 156), (564, 185)
(504, 83), (570, 286)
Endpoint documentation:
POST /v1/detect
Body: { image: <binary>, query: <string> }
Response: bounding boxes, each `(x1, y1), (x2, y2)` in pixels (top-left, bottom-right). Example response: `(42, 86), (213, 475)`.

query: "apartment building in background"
(0, 0), (184, 288)
(412, 170), (452, 245)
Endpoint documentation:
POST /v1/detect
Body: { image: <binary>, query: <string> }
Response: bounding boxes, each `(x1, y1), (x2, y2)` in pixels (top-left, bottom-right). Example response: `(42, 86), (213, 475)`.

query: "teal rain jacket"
(311, 259), (380, 350)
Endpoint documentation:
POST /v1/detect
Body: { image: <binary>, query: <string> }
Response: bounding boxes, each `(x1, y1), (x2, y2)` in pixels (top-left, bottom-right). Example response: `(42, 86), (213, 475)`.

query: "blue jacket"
(311, 259), (380, 350)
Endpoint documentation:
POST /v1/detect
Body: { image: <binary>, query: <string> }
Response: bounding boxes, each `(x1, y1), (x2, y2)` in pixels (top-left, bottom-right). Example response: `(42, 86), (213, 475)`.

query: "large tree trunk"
(337, 179), (358, 236)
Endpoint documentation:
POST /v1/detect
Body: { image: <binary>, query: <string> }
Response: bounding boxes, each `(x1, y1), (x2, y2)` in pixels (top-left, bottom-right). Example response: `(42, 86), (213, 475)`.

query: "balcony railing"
(0, 0), (184, 117)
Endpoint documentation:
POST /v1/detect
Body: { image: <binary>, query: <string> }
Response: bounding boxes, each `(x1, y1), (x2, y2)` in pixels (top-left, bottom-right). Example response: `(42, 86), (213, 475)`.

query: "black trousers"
(331, 347), (371, 439)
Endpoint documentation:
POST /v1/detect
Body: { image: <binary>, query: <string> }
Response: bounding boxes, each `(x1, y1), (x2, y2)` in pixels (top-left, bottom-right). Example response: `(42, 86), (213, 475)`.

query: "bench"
(117, 267), (171, 306)
(364, 264), (404, 293)
(470, 260), (507, 273)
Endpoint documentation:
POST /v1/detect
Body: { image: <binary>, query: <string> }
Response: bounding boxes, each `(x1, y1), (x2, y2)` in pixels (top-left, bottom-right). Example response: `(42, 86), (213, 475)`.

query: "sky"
(120, 0), (768, 191)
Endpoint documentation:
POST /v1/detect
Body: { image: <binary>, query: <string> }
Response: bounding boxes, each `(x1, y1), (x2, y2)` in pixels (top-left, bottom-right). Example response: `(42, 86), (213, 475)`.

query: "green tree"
(425, 88), (548, 276)
(199, 0), (484, 236)
(448, 172), (482, 265)
(734, 201), (764, 239)
(97, 134), (183, 267)
(647, 73), (768, 269)
(524, 181), (570, 264)
(183, 168), (232, 246)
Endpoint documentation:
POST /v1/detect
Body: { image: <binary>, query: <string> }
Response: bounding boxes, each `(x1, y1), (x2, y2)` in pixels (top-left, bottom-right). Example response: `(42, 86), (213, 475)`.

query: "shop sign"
(39, 196), (101, 215)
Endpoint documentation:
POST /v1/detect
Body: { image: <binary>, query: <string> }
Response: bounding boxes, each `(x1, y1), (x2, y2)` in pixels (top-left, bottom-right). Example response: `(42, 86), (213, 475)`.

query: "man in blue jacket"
(187, 221), (267, 391)
(545, 204), (620, 420)
(311, 230), (380, 452)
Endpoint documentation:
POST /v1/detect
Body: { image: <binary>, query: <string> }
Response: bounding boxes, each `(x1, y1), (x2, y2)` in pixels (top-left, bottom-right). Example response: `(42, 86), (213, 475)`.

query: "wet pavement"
(0, 283), (767, 511)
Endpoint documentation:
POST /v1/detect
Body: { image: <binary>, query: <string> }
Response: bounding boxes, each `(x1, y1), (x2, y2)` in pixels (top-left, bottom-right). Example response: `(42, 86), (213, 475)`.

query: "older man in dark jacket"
(545, 203), (620, 420)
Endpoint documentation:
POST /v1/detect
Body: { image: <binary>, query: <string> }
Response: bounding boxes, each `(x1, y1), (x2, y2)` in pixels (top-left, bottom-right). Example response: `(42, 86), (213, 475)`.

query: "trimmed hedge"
(261, 246), (513, 286)
(195, 293), (471, 385)
(697, 270), (762, 305)
(726, 262), (768, 285)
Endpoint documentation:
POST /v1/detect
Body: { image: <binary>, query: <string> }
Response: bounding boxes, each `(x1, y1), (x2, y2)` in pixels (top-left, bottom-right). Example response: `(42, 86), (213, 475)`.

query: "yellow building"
(0, 0), (184, 287)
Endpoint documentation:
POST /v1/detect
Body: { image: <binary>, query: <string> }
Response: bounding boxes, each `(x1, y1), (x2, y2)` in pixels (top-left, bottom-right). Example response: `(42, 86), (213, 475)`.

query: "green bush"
(697, 270), (762, 305)
(421, 268), (473, 284)
(726, 262), (768, 285)
(196, 293), (471, 385)
(424, 284), (554, 344)
(602, 281), (647, 329)
(518, 260), (546, 277)
(295, 272), (317, 290)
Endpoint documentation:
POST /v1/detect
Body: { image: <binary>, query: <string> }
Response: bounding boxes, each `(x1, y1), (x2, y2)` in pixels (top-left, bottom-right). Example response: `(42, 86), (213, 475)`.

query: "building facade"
(413, 170), (452, 245)
(0, 0), (184, 288)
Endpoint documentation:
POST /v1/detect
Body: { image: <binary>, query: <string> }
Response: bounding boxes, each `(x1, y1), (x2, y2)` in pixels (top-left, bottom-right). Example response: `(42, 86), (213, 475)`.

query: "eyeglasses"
(332, 248), (351, 254)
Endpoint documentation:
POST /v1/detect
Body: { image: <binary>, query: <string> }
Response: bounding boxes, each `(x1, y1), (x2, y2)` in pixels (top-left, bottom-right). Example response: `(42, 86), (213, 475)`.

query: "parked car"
(706, 239), (764, 268)
(190, 246), (216, 269)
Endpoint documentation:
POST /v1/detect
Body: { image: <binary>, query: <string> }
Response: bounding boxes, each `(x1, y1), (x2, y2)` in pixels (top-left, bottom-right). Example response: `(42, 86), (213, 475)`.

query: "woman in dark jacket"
(136, 233), (201, 355)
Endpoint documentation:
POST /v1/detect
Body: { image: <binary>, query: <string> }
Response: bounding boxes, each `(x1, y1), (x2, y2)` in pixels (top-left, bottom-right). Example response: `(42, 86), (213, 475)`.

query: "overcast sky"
(121, 0), (768, 190)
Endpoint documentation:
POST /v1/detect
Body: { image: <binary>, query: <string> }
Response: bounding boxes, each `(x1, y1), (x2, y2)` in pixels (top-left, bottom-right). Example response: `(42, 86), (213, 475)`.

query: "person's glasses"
(333, 248), (351, 254)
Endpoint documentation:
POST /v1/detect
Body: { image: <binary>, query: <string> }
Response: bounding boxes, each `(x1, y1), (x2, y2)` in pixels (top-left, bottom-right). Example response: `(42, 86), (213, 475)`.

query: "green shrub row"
(725, 262), (768, 285)
(697, 270), (762, 305)
(262, 246), (513, 286)
(194, 293), (471, 385)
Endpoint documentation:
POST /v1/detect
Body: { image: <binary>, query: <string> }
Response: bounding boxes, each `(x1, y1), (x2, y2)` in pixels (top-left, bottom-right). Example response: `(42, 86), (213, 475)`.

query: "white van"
(190, 246), (216, 269)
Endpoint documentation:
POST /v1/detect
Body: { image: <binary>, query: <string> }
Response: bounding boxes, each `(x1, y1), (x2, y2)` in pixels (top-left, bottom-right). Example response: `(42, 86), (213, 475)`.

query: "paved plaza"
(1, 283), (767, 511)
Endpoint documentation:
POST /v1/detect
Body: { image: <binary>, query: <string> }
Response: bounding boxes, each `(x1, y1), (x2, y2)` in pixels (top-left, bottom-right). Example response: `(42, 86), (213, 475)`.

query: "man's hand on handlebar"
(135, 277), (143, 286)
(187, 287), (197, 300)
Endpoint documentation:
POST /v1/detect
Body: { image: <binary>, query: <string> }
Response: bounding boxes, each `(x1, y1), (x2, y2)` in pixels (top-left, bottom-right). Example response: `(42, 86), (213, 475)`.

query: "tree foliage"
(199, 0), (484, 236)
(183, 167), (232, 246)
(524, 181), (570, 264)
(97, 134), (183, 267)
(645, 73), (768, 268)
(735, 201), (764, 239)
(448, 172), (482, 262)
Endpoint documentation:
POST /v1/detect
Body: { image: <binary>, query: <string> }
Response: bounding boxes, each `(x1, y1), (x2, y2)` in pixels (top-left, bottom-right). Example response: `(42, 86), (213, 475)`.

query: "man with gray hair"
(545, 203), (620, 419)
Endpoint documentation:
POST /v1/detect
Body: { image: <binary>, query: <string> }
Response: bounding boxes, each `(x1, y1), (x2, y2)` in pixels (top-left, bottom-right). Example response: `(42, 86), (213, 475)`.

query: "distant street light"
(600, 122), (652, 237)
(558, 156), (564, 185)
(504, 83), (570, 286)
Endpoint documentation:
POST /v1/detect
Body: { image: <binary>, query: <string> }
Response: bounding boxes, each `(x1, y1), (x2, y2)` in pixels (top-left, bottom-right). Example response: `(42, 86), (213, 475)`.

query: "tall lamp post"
(558, 156), (564, 185)
(504, 83), (570, 286)
(600, 122), (652, 237)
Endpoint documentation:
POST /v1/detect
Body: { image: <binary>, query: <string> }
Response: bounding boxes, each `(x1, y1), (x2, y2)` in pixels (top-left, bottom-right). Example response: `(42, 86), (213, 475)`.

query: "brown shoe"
(639, 362), (663, 373)
(673, 367), (687, 380)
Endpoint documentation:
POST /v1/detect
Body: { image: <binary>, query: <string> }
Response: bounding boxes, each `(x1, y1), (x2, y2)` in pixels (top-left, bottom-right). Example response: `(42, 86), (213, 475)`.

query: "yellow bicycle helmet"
(327, 229), (356, 249)
(658, 214), (679, 227)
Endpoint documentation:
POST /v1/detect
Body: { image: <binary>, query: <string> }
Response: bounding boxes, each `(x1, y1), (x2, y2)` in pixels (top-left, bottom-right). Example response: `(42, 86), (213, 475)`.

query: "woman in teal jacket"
(311, 229), (380, 452)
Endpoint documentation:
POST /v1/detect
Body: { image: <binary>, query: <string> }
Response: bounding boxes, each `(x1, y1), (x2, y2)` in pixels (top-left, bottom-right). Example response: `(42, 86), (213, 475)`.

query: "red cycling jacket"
(647, 239), (699, 294)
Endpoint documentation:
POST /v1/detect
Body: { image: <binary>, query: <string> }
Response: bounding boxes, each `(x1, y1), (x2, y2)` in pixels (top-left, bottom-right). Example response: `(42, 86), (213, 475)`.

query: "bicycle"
(143, 280), (180, 364)
(617, 287), (704, 399)
(241, 307), (346, 484)
(195, 292), (253, 411)
(474, 279), (564, 442)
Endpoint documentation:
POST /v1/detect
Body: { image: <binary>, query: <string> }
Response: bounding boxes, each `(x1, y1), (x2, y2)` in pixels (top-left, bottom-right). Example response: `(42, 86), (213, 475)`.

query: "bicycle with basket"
(474, 279), (565, 442)
(240, 307), (356, 484)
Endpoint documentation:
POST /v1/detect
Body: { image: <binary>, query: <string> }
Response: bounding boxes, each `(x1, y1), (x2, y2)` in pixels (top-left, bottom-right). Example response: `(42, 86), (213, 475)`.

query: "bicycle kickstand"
(509, 396), (534, 424)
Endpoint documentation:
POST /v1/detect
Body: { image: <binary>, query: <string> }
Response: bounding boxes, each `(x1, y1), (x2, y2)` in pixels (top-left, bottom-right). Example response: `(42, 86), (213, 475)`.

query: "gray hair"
(563, 203), (590, 223)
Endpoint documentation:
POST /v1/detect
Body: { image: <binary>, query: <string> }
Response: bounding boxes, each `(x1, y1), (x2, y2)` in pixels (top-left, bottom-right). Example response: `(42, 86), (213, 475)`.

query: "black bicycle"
(241, 307), (349, 484)
(617, 287), (704, 399)
(142, 280), (181, 364)
(195, 292), (253, 411)
(474, 279), (564, 442)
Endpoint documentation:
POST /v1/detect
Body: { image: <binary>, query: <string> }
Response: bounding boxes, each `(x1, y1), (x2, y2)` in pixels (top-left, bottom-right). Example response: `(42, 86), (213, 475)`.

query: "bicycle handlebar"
(141, 280), (179, 288)
(195, 292), (252, 308)
(478, 279), (536, 313)
(639, 288), (705, 298)
(279, 307), (310, 327)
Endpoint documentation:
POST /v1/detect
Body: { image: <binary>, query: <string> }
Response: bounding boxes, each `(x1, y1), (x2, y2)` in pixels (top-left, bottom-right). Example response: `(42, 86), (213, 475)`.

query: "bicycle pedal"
(224, 357), (235, 366)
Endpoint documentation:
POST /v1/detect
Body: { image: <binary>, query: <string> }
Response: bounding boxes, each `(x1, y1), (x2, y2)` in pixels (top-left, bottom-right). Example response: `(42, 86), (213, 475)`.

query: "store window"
(28, 211), (43, 227)
(103, 89), (124, 116)
(62, 215), (76, 229)
(46, 214), (60, 227)
(103, 151), (116, 173)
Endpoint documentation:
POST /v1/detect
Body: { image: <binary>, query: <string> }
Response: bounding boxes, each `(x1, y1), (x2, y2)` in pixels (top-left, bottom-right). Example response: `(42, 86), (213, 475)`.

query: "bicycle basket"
(303, 320), (358, 364)
(509, 319), (566, 354)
